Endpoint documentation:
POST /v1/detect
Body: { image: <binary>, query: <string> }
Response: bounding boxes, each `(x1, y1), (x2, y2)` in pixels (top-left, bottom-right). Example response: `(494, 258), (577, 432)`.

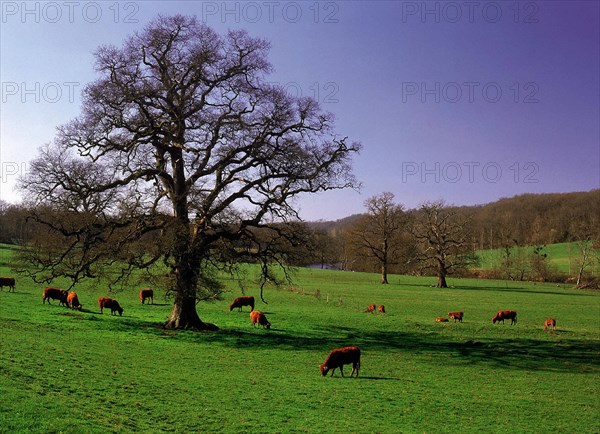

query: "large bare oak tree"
(348, 192), (408, 283)
(410, 200), (475, 288)
(18, 15), (360, 330)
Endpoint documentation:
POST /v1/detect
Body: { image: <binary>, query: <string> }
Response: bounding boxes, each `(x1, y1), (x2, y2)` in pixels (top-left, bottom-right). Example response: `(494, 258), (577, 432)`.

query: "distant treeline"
(310, 190), (600, 249)
(1, 190), (598, 285)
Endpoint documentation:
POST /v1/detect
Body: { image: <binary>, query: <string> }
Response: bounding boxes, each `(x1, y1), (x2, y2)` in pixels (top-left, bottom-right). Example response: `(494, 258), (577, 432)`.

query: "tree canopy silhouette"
(18, 15), (360, 330)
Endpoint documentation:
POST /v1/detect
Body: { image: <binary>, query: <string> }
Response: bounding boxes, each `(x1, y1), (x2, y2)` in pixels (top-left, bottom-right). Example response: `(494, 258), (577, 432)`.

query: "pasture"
(1, 257), (599, 432)
(476, 241), (600, 276)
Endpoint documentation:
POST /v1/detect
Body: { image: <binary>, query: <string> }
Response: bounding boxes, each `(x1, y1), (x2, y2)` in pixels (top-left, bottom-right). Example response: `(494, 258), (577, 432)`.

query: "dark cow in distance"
(320, 346), (361, 378)
(365, 304), (376, 313)
(492, 310), (517, 325)
(98, 297), (124, 316)
(229, 296), (254, 312)
(0, 277), (15, 292)
(448, 311), (463, 322)
(42, 287), (69, 306)
(377, 304), (385, 314)
(139, 288), (154, 304)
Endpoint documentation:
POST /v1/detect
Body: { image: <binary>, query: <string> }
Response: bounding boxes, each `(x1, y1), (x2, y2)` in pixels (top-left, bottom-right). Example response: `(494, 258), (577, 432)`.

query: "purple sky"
(1, 1), (599, 221)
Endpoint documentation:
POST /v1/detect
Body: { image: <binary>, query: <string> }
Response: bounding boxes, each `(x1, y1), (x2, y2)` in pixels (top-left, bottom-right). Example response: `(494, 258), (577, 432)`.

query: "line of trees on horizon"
(2, 189), (598, 288)
(303, 189), (600, 286)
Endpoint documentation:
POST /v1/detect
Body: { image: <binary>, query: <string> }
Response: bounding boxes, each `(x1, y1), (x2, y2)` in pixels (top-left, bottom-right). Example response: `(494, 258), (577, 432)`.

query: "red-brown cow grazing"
(435, 317), (449, 322)
(492, 310), (517, 325)
(139, 288), (154, 304)
(448, 311), (464, 322)
(544, 318), (556, 330)
(229, 296), (254, 312)
(250, 311), (271, 329)
(42, 287), (69, 306)
(67, 292), (82, 310)
(320, 346), (361, 378)
(0, 277), (16, 292)
(365, 304), (376, 313)
(378, 304), (385, 314)
(98, 297), (124, 316)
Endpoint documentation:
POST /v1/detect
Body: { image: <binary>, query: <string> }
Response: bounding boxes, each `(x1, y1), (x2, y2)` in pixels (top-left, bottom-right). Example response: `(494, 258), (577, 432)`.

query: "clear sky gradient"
(1, 1), (599, 221)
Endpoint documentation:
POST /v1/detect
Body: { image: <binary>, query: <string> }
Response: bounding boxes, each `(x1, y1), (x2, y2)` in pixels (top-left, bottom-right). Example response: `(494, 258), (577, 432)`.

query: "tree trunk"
(164, 258), (218, 330)
(380, 238), (389, 284)
(164, 295), (214, 330)
(575, 242), (590, 288)
(163, 169), (218, 331)
(437, 261), (448, 288)
(380, 262), (389, 284)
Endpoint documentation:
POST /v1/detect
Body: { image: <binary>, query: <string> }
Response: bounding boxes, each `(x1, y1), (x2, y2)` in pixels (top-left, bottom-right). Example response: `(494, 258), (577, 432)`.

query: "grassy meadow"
(476, 241), (600, 276)
(1, 245), (599, 433)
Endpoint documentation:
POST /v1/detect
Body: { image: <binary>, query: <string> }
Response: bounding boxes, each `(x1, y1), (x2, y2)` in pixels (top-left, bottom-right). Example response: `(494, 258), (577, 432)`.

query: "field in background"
(0, 249), (599, 433)
(475, 241), (600, 276)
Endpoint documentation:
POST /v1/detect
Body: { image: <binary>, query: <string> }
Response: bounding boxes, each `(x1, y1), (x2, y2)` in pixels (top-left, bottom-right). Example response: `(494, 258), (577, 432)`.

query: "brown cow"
(229, 296), (254, 312)
(435, 317), (449, 322)
(98, 297), (124, 316)
(139, 288), (154, 304)
(448, 311), (463, 322)
(0, 277), (15, 292)
(320, 346), (361, 377)
(250, 311), (271, 329)
(492, 310), (517, 325)
(42, 287), (69, 306)
(365, 304), (376, 313)
(67, 292), (82, 310)
(377, 304), (386, 314)
(544, 318), (556, 330)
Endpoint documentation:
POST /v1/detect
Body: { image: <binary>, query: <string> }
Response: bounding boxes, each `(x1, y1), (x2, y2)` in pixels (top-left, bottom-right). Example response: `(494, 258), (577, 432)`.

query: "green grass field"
(1, 248), (599, 433)
(476, 242), (599, 276)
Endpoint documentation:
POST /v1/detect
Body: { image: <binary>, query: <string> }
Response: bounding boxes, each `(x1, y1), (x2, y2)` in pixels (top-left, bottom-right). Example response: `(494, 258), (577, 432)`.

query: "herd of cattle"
(2, 276), (559, 377)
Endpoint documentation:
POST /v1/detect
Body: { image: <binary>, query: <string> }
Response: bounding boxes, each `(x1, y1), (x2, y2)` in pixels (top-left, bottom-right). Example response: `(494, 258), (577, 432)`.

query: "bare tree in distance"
(569, 213), (599, 288)
(17, 15), (360, 330)
(348, 192), (408, 284)
(410, 200), (476, 288)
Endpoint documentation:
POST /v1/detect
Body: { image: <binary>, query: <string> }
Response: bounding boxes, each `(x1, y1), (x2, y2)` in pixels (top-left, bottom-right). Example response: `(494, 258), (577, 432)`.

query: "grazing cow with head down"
(378, 304), (385, 314)
(139, 288), (154, 304)
(229, 296), (254, 312)
(98, 297), (124, 316)
(544, 318), (556, 330)
(320, 346), (361, 377)
(0, 277), (16, 292)
(492, 310), (517, 325)
(250, 311), (271, 329)
(448, 311), (463, 322)
(365, 304), (376, 313)
(67, 292), (82, 310)
(42, 287), (69, 306)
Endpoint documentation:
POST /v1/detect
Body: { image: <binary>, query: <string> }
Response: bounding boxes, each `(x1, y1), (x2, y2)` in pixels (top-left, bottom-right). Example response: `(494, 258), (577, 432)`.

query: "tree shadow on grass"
(450, 285), (597, 297)
(356, 376), (404, 381)
(184, 324), (600, 374)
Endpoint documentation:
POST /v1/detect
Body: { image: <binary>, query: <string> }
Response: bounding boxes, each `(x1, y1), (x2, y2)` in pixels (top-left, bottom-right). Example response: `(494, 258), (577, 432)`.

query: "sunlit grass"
(1, 257), (599, 433)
